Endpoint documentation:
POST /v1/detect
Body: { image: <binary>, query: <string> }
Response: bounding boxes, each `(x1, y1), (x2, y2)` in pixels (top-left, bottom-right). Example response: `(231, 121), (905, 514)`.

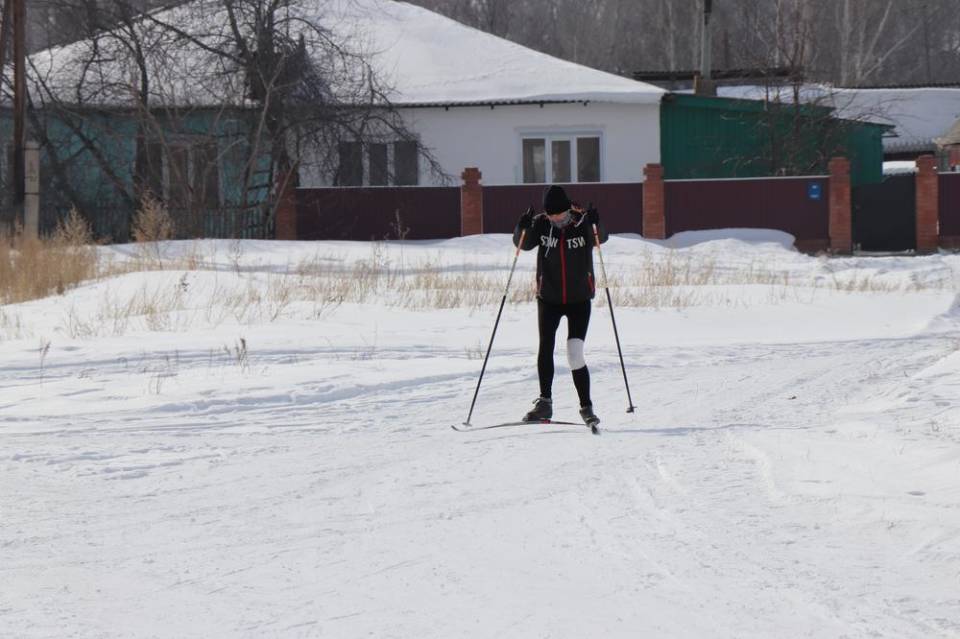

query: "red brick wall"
(460, 168), (483, 236)
(642, 164), (666, 240)
(828, 157), (852, 254)
(916, 155), (939, 253)
(274, 171), (298, 240)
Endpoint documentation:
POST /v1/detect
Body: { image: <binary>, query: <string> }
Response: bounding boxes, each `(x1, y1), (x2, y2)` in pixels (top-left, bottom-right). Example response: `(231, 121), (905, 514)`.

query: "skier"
(513, 184), (608, 428)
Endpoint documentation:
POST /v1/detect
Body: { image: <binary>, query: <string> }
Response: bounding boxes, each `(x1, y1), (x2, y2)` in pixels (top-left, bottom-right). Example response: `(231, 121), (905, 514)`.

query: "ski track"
(4, 331), (960, 636)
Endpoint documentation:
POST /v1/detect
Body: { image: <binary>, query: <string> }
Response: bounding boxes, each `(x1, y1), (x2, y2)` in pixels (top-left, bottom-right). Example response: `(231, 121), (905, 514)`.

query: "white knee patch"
(566, 338), (586, 370)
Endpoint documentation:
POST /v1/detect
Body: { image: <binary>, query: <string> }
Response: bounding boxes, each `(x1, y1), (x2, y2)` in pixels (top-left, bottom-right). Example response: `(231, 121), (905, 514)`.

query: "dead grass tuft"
(0, 209), (97, 304)
(131, 193), (175, 269)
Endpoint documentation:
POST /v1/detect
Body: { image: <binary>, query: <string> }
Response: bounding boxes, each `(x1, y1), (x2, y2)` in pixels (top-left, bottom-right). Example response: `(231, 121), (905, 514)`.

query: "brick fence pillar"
(828, 157), (852, 254)
(642, 163), (666, 239)
(274, 169), (298, 240)
(916, 154), (940, 253)
(460, 167), (483, 236)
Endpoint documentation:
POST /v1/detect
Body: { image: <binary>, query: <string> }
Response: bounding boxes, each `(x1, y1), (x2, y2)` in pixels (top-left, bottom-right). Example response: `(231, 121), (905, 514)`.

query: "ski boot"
(522, 397), (553, 422)
(579, 404), (600, 433)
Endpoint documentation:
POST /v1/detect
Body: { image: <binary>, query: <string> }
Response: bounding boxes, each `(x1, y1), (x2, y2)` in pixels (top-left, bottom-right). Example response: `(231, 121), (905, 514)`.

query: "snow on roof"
(716, 84), (960, 153)
(15, 0), (664, 109)
(935, 117), (960, 147)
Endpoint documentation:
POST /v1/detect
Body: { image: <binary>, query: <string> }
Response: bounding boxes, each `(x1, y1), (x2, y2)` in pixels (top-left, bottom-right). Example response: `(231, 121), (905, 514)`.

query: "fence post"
(274, 169), (297, 240)
(916, 155), (940, 253)
(461, 167), (483, 236)
(828, 157), (852, 254)
(642, 163), (665, 239)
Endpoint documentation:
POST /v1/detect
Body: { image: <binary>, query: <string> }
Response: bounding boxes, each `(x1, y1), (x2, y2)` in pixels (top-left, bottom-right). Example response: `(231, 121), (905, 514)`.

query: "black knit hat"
(543, 185), (571, 214)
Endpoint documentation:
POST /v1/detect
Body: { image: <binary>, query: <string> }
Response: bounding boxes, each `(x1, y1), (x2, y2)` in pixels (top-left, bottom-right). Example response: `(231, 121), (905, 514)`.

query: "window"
(394, 140), (418, 186)
(193, 141), (221, 210)
(552, 140), (571, 183)
(143, 139), (165, 200)
(142, 137), (221, 211)
(577, 136), (600, 182)
(522, 139), (545, 183)
(336, 140), (419, 186)
(368, 143), (388, 186)
(337, 142), (363, 186)
(522, 134), (601, 183)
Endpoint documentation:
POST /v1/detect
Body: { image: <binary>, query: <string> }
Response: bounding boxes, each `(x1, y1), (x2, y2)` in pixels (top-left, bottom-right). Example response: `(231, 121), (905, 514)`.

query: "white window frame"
(517, 130), (604, 184)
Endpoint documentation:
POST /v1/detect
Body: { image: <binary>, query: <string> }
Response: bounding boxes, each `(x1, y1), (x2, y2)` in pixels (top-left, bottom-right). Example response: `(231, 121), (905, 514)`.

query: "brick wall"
(828, 157), (852, 254)
(916, 155), (939, 253)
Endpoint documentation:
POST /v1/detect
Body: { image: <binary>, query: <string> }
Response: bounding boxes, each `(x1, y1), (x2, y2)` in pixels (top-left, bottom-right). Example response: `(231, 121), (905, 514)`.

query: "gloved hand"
(586, 205), (600, 226)
(518, 206), (535, 229)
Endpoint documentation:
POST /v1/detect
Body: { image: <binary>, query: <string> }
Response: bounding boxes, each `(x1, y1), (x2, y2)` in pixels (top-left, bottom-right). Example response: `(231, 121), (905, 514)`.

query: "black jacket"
(513, 212), (609, 305)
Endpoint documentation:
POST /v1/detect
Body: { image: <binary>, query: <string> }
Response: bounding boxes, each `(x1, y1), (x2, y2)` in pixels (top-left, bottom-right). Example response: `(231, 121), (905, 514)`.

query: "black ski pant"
(537, 298), (592, 407)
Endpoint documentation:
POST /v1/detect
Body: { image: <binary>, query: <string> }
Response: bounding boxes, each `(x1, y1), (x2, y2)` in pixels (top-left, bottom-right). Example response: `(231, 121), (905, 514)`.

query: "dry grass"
(0, 209), (97, 304)
(1, 232), (952, 343)
(132, 193), (175, 244)
(131, 193), (175, 269)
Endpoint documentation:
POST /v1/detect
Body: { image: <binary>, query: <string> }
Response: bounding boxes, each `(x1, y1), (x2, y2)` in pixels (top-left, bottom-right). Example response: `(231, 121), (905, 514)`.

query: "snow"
(884, 160), (919, 175)
(20, 0), (663, 108)
(655, 227), (796, 249)
(3, 231), (960, 637)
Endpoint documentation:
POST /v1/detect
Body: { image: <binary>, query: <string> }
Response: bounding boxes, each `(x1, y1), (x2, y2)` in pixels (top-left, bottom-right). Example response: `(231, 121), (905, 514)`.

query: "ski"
(452, 419), (587, 432)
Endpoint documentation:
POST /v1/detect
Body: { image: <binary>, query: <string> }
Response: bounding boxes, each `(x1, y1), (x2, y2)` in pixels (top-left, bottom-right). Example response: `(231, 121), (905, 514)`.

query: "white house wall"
(299, 101), (661, 187)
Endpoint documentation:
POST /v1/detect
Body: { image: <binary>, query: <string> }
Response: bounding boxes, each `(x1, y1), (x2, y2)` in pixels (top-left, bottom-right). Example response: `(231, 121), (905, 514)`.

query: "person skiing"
(513, 184), (608, 428)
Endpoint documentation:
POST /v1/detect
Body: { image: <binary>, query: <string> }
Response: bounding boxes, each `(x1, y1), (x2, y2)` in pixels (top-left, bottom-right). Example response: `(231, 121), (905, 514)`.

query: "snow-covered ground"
(3, 231), (960, 638)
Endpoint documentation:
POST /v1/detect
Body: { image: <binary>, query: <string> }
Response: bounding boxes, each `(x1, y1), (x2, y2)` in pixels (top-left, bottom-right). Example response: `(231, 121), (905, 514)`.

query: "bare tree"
(405, 0), (960, 85)
(835, 0), (919, 86)
(9, 0), (444, 240)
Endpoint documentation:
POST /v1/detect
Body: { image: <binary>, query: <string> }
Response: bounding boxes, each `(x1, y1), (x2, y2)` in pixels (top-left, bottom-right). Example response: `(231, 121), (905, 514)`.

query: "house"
(3, 0), (899, 242)
(2, 0), (667, 239)
(299, 0), (667, 187)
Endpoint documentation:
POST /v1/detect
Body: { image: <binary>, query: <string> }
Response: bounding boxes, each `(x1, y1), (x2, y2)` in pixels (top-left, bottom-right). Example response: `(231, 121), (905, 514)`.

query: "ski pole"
(592, 223), (636, 414)
(463, 229), (527, 426)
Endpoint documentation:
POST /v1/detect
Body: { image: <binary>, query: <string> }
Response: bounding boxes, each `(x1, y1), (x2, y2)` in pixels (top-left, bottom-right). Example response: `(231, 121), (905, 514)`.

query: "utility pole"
(1, 0), (27, 227)
(696, 0), (716, 96)
(921, 1), (932, 84)
(12, 0), (25, 210)
(0, 0), (11, 210)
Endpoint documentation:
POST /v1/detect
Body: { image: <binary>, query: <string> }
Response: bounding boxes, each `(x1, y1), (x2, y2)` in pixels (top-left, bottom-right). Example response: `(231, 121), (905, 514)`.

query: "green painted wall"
(1, 108), (271, 239)
(660, 94), (889, 185)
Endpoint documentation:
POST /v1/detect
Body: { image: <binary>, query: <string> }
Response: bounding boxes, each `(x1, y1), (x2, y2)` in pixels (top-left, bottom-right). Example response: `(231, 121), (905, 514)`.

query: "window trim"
(517, 129), (604, 184)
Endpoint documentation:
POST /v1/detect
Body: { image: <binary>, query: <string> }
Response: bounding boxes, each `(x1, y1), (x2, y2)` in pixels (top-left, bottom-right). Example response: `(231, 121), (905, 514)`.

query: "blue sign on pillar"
(808, 182), (823, 201)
